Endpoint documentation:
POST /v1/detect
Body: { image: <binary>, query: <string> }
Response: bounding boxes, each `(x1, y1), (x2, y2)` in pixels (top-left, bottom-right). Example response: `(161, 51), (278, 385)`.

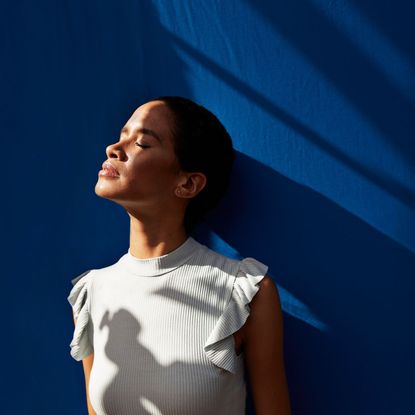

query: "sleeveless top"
(67, 236), (269, 415)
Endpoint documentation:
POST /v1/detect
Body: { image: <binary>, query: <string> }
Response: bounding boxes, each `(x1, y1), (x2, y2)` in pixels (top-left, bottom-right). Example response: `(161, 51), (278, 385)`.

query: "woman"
(68, 96), (291, 415)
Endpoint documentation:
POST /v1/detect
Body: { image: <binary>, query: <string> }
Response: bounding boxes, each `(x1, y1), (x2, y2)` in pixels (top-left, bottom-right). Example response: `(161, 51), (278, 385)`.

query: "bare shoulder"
(248, 275), (281, 320)
(240, 274), (283, 345)
(242, 275), (292, 414)
(254, 275), (279, 299)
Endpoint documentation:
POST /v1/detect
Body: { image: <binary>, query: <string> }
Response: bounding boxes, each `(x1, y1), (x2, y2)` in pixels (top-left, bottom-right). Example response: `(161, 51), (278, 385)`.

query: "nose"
(105, 141), (125, 160)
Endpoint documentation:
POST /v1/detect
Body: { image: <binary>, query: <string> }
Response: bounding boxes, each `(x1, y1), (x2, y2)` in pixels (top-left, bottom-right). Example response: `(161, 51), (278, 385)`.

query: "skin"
(73, 100), (291, 414)
(95, 100), (207, 258)
(241, 277), (292, 414)
(72, 310), (96, 415)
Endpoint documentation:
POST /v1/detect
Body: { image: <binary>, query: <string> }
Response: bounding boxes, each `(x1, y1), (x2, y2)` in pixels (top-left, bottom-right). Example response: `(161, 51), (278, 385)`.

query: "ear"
(175, 172), (207, 199)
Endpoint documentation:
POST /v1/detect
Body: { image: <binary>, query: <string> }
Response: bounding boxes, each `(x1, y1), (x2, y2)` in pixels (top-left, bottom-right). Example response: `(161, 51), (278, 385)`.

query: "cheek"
(127, 155), (178, 185)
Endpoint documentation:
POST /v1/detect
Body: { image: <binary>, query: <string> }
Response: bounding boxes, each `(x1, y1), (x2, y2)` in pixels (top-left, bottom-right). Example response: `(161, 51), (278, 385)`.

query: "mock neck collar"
(118, 236), (203, 277)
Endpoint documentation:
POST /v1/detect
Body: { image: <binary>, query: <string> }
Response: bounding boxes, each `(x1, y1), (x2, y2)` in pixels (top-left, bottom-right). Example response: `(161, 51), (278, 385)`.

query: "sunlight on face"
(95, 100), (184, 211)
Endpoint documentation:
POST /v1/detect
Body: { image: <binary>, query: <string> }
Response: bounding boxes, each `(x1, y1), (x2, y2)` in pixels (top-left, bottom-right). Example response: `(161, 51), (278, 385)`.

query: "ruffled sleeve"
(67, 270), (94, 361)
(203, 257), (269, 374)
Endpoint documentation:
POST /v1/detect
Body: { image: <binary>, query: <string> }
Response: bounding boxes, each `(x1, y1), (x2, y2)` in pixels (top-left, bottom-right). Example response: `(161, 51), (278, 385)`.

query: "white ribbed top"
(67, 236), (269, 415)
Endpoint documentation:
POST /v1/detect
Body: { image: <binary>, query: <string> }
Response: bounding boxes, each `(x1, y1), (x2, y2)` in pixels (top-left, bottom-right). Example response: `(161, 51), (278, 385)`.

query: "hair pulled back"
(152, 96), (236, 233)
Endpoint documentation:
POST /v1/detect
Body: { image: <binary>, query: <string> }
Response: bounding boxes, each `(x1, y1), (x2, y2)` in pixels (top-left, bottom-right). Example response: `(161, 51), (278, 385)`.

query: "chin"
(94, 181), (119, 199)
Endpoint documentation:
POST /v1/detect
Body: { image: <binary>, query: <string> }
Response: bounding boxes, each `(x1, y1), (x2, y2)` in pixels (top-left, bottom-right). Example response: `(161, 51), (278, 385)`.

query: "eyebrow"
(120, 126), (163, 143)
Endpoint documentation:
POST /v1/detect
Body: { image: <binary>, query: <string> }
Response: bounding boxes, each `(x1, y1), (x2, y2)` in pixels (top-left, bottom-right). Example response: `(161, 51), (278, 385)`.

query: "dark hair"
(151, 95), (236, 234)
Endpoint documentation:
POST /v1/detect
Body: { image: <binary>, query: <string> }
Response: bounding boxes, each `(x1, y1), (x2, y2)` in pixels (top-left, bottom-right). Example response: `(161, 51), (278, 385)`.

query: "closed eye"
(135, 142), (150, 149)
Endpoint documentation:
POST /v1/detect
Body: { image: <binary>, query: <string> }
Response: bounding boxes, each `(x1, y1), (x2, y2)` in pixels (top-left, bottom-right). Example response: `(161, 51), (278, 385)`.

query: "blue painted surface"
(2, 1), (414, 413)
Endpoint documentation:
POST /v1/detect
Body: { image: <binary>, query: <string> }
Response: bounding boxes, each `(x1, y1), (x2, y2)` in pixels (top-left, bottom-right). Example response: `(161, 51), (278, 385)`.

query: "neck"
(128, 212), (188, 259)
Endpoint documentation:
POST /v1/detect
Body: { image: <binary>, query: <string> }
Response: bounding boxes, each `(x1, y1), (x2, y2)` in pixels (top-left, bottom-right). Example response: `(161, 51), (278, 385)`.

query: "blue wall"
(2, 1), (414, 413)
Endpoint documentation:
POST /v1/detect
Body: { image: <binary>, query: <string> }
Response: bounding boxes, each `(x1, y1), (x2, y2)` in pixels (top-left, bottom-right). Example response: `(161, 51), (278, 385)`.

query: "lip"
(99, 160), (120, 177)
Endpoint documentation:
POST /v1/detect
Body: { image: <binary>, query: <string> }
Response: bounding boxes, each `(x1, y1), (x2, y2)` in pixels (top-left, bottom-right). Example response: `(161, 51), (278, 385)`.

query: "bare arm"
(243, 276), (292, 415)
(72, 310), (97, 415)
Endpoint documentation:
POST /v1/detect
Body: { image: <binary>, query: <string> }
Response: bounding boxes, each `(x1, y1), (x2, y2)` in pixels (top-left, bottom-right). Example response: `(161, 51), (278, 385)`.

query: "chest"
(87, 267), (248, 414)
(90, 272), (238, 362)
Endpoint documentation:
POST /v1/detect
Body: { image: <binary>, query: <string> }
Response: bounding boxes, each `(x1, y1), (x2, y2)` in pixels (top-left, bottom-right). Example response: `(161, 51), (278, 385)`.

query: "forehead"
(126, 101), (174, 139)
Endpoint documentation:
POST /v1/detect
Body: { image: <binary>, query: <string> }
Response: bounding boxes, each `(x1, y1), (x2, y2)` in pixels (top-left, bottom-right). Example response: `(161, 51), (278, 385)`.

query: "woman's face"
(95, 100), (185, 211)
